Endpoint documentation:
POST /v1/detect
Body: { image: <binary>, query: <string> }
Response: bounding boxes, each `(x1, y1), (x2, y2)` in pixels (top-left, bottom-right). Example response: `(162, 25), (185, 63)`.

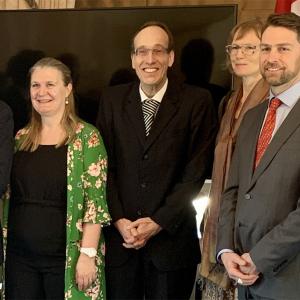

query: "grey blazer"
(217, 99), (300, 300)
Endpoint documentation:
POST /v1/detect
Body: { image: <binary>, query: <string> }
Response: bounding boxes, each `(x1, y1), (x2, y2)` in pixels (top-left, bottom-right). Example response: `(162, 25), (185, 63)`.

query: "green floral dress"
(3, 121), (111, 300)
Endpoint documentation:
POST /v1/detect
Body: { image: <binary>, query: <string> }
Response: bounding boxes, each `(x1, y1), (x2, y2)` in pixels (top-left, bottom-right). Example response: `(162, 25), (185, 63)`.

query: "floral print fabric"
(3, 121), (111, 300)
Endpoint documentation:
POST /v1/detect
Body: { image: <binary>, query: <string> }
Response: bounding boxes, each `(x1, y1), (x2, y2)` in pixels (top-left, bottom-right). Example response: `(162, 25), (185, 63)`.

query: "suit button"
(137, 209), (142, 216)
(245, 194), (251, 200)
(141, 183), (147, 188)
(143, 154), (149, 160)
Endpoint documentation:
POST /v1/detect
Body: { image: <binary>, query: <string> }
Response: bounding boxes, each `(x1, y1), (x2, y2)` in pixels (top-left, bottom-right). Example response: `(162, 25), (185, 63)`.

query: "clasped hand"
(115, 217), (161, 250)
(221, 252), (260, 286)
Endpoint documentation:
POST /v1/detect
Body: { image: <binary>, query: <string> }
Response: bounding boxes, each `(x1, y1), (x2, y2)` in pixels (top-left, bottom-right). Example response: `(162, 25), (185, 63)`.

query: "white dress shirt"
(139, 78), (168, 103)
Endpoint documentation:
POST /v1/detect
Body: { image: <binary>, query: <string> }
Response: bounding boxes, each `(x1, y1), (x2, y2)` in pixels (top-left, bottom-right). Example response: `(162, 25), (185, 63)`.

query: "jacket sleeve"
(151, 90), (217, 234)
(0, 102), (14, 198)
(216, 139), (240, 253)
(96, 94), (124, 222)
(81, 125), (111, 225)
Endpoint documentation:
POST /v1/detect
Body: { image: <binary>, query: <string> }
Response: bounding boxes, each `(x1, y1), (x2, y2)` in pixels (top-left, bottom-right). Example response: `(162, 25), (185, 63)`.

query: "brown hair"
(130, 21), (175, 54)
(262, 13), (300, 42)
(19, 57), (79, 152)
(226, 18), (264, 72)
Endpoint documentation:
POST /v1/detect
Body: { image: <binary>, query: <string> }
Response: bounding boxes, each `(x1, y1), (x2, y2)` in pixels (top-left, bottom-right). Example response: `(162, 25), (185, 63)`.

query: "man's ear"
(131, 54), (136, 70)
(168, 50), (175, 67)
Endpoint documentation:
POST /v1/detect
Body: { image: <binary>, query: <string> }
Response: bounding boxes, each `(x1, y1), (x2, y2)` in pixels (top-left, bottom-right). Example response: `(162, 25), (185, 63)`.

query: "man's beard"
(262, 62), (296, 86)
(262, 70), (296, 86)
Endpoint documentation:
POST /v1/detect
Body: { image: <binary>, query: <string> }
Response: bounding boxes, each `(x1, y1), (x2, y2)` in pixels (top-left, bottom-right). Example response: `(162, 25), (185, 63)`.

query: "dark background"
(0, 5), (236, 129)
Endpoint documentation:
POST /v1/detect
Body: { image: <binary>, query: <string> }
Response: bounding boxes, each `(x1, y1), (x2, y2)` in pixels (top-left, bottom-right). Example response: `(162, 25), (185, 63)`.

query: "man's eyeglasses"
(133, 46), (169, 57)
(225, 44), (258, 56)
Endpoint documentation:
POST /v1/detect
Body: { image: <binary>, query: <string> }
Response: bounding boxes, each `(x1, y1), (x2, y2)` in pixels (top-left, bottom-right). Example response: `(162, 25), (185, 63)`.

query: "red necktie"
(254, 98), (282, 169)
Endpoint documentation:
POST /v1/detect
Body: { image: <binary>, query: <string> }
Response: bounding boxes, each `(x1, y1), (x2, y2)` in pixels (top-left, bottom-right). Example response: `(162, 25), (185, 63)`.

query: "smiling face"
(230, 29), (261, 79)
(131, 25), (174, 96)
(260, 26), (300, 94)
(30, 66), (72, 119)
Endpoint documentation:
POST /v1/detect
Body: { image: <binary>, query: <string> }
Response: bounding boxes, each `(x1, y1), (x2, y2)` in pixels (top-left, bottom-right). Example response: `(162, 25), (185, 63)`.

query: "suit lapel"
(144, 82), (180, 152)
(249, 98), (300, 190)
(124, 83), (146, 146)
(243, 102), (268, 188)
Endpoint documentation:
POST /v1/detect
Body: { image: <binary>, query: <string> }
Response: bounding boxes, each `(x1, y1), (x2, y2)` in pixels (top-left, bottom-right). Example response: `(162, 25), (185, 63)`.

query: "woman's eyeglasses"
(225, 44), (258, 56)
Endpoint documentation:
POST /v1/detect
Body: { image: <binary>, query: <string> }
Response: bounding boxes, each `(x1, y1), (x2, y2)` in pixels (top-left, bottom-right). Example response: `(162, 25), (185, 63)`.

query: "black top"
(7, 145), (67, 258)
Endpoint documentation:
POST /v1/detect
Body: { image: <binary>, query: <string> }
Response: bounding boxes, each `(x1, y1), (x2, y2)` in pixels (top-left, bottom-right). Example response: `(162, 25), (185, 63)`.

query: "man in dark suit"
(97, 21), (216, 299)
(217, 13), (300, 300)
(0, 100), (13, 262)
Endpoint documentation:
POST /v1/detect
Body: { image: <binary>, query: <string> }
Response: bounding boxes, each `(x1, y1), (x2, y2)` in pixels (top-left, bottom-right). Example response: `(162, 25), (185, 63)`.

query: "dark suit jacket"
(97, 80), (216, 271)
(0, 100), (14, 263)
(217, 99), (300, 299)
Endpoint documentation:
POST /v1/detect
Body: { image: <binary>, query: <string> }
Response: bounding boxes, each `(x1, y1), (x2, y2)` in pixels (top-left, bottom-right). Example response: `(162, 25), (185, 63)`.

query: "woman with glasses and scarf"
(199, 19), (269, 300)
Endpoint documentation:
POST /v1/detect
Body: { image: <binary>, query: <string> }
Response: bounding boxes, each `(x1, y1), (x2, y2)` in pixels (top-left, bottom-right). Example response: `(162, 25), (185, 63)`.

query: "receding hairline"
(131, 21), (174, 53)
(133, 25), (169, 46)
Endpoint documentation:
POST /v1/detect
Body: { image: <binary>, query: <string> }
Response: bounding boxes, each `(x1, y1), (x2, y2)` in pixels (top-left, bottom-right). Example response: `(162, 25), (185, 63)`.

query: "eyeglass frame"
(225, 44), (259, 56)
(133, 46), (170, 57)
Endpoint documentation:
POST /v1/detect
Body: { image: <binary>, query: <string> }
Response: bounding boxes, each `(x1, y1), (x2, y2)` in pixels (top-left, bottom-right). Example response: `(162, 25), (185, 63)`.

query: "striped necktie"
(142, 99), (160, 136)
(254, 97), (282, 169)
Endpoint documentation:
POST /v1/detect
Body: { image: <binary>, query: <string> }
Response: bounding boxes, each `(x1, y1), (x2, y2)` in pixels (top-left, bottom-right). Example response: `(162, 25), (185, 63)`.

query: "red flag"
(275, 0), (300, 15)
(275, 0), (294, 12)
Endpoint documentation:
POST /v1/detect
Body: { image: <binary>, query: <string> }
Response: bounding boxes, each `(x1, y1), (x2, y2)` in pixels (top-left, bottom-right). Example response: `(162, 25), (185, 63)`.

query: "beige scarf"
(199, 78), (269, 299)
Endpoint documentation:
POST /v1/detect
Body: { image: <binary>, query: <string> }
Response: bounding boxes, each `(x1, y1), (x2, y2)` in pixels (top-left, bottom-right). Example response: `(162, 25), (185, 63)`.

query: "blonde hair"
(19, 57), (79, 152)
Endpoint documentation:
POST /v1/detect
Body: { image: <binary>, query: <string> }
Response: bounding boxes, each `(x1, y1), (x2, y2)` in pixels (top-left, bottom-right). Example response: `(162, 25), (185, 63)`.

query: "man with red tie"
(217, 13), (300, 300)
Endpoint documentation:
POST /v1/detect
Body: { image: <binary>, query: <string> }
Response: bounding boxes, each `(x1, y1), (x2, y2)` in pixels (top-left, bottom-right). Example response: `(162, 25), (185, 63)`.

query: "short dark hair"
(130, 21), (175, 54)
(262, 13), (300, 43)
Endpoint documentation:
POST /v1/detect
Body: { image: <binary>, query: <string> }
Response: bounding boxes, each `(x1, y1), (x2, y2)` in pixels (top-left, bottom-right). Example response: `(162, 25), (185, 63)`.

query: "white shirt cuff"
(217, 249), (234, 263)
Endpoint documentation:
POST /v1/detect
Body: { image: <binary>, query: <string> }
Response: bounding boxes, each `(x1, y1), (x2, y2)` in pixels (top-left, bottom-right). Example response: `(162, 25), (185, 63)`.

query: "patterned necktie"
(142, 99), (160, 136)
(254, 97), (282, 169)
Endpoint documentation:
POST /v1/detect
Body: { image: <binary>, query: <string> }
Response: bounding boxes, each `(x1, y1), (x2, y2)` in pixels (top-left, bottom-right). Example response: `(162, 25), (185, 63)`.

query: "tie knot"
(142, 99), (160, 115)
(143, 99), (160, 107)
(269, 98), (282, 110)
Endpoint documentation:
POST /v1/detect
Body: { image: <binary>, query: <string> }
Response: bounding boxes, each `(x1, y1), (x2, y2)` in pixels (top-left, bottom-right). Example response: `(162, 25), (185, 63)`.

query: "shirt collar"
(269, 80), (300, 108)
(139, 79), (168, 103)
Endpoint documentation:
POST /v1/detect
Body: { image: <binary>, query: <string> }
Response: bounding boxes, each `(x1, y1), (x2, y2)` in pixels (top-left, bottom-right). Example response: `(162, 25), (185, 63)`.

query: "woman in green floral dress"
(3, 57), (111, 300)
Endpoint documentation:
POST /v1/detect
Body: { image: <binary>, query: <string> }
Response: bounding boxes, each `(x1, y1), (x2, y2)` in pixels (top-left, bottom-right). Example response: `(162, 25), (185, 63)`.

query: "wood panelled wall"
(75, 0), (277, 23)
(0, 0), (75, 9)
(1, 0), (276, 23)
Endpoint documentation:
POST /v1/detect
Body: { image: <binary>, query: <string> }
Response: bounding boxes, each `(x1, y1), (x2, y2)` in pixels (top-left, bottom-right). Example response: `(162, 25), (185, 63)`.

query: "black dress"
(5, 145), (67, 300)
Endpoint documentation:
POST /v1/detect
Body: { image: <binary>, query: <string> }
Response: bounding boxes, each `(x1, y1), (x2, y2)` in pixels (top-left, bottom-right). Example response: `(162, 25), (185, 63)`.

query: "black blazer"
(0, 100), (14, 263)
(97, 80), (216, 271)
